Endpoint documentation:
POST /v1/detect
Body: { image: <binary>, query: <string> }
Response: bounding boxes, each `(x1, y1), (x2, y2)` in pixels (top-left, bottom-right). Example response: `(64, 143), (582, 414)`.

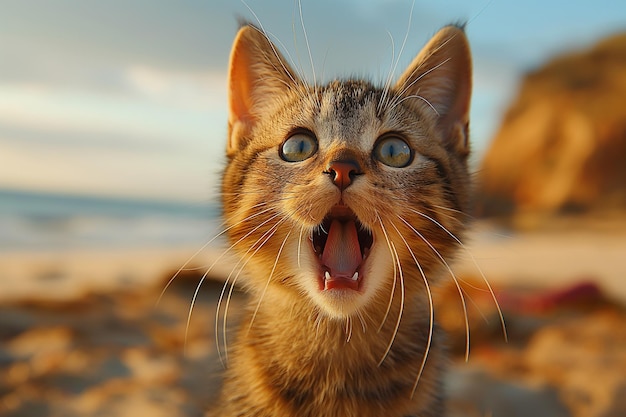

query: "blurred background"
(1, 1), (625, 416)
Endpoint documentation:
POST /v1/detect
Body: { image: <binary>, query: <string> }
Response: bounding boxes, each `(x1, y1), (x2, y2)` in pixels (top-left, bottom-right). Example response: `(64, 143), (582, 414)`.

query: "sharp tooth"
(324, 271), (331, 281)
(351, 272), (359, 281)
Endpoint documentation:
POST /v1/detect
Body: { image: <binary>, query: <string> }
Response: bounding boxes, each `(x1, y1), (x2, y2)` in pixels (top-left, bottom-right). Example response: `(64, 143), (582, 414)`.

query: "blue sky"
(1, 0), (625, 202)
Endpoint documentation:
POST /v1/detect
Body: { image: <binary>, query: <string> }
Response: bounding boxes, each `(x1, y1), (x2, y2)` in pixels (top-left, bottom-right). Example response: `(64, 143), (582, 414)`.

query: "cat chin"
(309, 288), (373, 319)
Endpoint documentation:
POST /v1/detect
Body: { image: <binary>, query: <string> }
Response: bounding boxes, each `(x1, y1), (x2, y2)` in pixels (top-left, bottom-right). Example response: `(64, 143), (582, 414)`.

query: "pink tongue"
(321, 220), (362, 277)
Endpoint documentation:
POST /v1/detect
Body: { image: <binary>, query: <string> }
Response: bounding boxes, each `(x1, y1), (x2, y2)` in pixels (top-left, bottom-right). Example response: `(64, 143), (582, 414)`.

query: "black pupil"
(282, 135), (315, 162)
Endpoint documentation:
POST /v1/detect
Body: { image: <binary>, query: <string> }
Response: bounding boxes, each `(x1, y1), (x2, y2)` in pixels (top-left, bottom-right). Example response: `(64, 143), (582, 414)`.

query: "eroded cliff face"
(476, 32), (626, 219)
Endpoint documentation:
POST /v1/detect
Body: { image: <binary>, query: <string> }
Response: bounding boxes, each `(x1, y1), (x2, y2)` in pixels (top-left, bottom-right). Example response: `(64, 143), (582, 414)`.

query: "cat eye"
(373, 136), (412, 168)
(280, 132), (318, 162)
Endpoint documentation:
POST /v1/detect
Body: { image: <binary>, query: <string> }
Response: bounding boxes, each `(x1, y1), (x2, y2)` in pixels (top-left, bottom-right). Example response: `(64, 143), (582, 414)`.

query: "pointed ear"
(395, 26), (472, 155)
(227, 24), (299, 156)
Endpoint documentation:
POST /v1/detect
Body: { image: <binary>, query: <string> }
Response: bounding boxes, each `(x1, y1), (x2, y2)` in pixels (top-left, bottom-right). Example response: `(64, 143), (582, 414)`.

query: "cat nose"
(326, 160), (362, 190)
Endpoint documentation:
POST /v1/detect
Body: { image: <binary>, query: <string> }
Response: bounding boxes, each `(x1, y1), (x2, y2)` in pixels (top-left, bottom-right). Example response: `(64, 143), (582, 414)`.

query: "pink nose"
(327, 160), (361, 190)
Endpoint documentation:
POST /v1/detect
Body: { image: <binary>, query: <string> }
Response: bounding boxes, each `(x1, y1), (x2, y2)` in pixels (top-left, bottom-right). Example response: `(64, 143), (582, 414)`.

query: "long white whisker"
(376, 213), (398, 332)
(388, 58), (451, 115)
(398, 215), (471, 361)
(356, 309), (367, 334)
(389, 220), (433, 398)
(378, 239), (405, 367)
(378, 29), (395, 114)
(241, 1), (304, 89)
(389, 94), (440, 116)
(298, 0), (316, 87)
(408, 208), (507, 343)
(220, 217), (288, 364)
(207, 209), (284, 360)
(157, 214), (240, 307)
(395, 57), (451, 100)
(431, 203), (473, 219)
(165, 202), (276, 307)
(345, 316), (353, 343)
(247, 228), (293, 333)
(385, 0), (415, 110)
(378, 0), (415, 113)
(297, 225), (305, 269)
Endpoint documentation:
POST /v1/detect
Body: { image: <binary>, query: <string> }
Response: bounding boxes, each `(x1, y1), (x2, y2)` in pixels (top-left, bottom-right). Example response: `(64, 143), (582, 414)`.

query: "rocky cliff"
(476, 32), (626, 219)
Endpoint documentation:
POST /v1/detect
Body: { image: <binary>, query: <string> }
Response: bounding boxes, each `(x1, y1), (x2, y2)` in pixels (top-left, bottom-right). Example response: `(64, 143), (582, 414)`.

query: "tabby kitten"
(211, 22), (472, 417)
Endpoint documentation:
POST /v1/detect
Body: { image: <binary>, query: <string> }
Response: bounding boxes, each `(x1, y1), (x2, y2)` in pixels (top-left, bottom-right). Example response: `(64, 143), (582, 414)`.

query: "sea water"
(0, 188), (221, 251)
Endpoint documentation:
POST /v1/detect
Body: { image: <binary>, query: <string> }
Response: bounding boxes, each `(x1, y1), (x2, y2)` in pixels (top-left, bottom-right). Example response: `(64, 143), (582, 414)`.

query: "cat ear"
(395, 25), (472, 155)
(227, 24), (299, 155)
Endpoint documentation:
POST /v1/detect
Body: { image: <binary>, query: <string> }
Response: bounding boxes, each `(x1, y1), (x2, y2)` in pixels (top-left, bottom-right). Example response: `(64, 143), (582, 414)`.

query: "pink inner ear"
(226, 25), (300, 155)
(227, 33), (257, 150)
(228, 69), (253, 127)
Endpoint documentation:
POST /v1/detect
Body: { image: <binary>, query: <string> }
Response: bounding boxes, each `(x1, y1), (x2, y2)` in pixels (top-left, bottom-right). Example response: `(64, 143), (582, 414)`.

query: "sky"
(1, 0), (625, 203)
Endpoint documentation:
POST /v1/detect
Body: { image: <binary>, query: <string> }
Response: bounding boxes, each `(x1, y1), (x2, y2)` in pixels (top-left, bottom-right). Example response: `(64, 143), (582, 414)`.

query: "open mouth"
(311, 205), (374, 291)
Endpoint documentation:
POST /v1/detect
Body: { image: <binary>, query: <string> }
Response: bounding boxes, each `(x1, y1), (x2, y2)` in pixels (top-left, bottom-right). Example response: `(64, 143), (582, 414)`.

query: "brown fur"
(210, 23), (473, 417)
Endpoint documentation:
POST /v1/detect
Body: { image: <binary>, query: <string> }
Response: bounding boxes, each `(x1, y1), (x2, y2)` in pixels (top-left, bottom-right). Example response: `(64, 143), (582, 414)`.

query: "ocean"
(0, 188), (221, 251)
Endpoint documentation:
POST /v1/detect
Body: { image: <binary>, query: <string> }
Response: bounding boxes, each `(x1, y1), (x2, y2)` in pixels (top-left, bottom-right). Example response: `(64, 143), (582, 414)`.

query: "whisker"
(297, 225), (305, 269)
(247, 227), (293, 334)
(425, 206), (466, 228)
(376, 212), (398, 332)
(221, 217), (288, 364)
(297, 0), (316, 87)
(356, 309), (367, 334)
(394, 29), (459, 99)
(180, 205), (274, 364)
(241, 2), (303, 89)
(387, 57), (451, 114)
(389, 94), (440, 116)
(389, 220), (433, 398)
(378, 29), (395, 114)
(431, 203), (474, 219)
(398, 215), (471, 362)
(185, 267), (215, 357)
(378, 239), (405, 367)
(156, 218), (229, 307)
(408, 208), (507, 343)
(198, 209), (284, 361)
(214, 278), (231, 368)
(242, 3), (320, 109)
(215, 210), (285, 354)
(345, 316), (353, 343)
(379, 0), (415, 112)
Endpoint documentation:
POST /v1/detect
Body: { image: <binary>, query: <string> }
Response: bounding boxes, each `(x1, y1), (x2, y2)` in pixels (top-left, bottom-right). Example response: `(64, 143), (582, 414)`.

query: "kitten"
(211, 21), (472, 417)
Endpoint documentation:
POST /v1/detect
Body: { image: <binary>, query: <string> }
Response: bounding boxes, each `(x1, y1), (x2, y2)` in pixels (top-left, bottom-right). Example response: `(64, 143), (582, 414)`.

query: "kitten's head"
(222, 24), (472, 319)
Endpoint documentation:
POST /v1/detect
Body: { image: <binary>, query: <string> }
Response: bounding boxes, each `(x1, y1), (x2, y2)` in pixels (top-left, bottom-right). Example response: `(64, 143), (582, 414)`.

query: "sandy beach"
(0, 245), (235, 303)
(459, 214), (626, 304)
(0, 215), (625, 416)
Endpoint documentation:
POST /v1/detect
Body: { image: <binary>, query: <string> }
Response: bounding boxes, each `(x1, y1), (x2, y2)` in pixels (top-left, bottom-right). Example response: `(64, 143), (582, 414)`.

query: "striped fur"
(211, 23), (472, 416)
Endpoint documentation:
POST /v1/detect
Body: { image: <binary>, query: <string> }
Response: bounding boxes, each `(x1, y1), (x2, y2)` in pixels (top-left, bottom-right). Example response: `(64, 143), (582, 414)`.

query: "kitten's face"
(222, 25), (472, 319)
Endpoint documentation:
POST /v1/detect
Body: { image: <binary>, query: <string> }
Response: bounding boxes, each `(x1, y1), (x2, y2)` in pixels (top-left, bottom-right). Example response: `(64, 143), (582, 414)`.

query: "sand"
(0, 245), (236, 302)
(0, 216), (625, 416)
(2, 215), (625, 304)
(458, 215), (626, 303)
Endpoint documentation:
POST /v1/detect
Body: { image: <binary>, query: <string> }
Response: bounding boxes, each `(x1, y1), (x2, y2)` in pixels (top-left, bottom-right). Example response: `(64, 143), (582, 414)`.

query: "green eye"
(373, 136), (412, 167)
(280, 132), (318, 162)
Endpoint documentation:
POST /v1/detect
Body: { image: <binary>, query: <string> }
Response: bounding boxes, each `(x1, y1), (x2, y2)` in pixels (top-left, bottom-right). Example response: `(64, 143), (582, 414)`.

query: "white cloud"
(0, 67), (228, 201)
(123, 66), (227, 110)
(0, 131), (223, 202)
(0, 67), (227, 137)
